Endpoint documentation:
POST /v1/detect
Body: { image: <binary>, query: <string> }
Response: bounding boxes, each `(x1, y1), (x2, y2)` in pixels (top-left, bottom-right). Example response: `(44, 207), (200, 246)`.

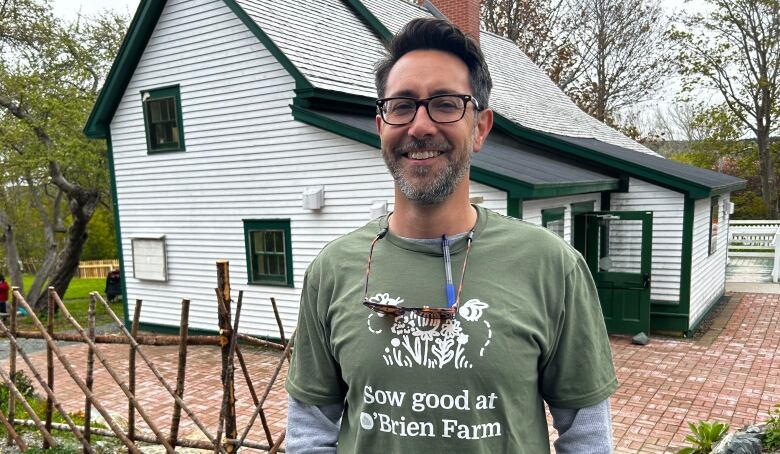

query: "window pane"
(546, 219), (564, 238)
(150, 101), (162, 122)
(245, 222), (291, 285)
(603, 219), (642, 273)
(275, 255), (286, 277)
(164, 98), (174, 121)
(147, 97), (180, 149)
(252, 232), (263, 253)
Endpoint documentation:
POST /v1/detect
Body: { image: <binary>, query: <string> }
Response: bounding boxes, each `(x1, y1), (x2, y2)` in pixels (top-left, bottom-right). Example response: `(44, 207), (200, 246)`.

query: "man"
(285, 18), (617, 453)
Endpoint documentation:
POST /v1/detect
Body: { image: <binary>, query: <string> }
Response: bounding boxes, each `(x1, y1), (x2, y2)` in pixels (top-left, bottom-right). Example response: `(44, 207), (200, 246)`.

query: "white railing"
(729, 220), (780, 282)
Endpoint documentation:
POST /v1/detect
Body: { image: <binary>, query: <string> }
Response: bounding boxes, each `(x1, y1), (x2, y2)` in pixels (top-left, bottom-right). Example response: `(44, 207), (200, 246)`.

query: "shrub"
(678, 420), (730, 454)
(764, 405), (780, 451)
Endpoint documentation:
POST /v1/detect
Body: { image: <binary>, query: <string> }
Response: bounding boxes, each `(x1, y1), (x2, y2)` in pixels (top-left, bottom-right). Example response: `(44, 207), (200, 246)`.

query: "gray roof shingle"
(235, 0), (385, 96)
(318, 109), (620, 188)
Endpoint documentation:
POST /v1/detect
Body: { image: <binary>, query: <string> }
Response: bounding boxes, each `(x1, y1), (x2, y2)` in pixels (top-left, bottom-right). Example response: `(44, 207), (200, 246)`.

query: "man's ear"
(472, 108), (494, 153)
(375, 114), (383, 135)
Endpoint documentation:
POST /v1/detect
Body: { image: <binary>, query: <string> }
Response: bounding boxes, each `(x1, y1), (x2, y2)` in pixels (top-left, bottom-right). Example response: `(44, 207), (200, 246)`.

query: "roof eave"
(85, 0), (316, 139)
(291, 105), (621, 198)
(84, 0), (166, 139)
(492, 114), (743, 199)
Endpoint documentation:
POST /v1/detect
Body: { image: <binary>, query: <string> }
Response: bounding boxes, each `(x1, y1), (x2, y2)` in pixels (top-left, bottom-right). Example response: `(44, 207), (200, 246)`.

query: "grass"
(11, 275), (124, 333)
(1, 277), (125, 450)
(0, 371), (121, 452)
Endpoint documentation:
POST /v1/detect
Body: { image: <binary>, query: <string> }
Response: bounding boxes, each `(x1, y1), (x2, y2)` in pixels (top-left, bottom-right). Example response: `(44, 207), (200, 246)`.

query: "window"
(542, 207), (565, 238)
(131, 236), (167, 281)
(709, 197), (719, 255)
(141, 85), (185, 153)
(244, 220), (293, 287)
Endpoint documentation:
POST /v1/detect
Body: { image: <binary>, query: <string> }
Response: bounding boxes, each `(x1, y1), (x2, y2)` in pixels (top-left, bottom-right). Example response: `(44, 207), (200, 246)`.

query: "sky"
(52, 0), (139, 20)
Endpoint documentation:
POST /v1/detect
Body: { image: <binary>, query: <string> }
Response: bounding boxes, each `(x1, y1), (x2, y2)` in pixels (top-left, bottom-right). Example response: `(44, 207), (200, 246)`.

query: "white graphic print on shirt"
(365, 293), (493, 369)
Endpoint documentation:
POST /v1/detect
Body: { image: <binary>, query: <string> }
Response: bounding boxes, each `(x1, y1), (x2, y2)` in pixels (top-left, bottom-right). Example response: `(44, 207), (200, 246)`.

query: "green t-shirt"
(286, 206), (618, 453)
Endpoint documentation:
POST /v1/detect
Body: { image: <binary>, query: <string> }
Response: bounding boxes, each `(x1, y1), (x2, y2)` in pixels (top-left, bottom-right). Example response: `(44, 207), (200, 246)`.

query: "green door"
(584, 211), (653, 335)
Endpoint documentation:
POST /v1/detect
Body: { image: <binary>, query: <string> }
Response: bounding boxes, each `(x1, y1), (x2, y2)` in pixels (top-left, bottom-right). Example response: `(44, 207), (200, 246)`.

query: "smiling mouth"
(405, 150), (443, 160)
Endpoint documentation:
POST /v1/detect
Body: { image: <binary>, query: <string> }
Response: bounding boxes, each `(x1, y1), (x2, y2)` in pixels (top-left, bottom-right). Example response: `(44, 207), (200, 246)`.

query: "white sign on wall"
(131, 235), (167, 281)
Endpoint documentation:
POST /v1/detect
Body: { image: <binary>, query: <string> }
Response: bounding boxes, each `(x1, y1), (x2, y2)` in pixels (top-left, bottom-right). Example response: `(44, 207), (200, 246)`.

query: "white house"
(84, 0), (745, 338)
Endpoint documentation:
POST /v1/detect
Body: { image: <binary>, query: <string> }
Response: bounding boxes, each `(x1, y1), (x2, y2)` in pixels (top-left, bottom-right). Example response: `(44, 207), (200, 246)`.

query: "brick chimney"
(419, 0), (481, 44)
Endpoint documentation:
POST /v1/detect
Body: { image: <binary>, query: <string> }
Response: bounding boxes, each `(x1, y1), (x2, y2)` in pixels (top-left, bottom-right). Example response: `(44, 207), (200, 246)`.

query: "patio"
(2, 291), (778, 453)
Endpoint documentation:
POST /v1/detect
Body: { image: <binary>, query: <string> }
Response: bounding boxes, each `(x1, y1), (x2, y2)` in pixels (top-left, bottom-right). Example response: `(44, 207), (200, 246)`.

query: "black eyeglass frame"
(376, 94), (482, 126)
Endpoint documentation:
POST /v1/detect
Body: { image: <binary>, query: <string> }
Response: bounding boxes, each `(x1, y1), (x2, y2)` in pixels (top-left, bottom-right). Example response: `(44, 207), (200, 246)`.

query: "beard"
(383, 137), (472, 205)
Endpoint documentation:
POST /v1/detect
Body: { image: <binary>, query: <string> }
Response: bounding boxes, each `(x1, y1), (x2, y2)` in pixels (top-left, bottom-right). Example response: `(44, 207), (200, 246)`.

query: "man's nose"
(407, 104), (437, 138)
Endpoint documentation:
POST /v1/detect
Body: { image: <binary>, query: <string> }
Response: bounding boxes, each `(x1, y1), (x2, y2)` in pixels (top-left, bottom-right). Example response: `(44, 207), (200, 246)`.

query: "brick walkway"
(2, 292), (779, 453)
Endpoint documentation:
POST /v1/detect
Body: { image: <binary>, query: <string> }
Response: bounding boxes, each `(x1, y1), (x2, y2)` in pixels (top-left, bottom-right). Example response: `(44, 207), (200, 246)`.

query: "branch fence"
(1, 260), (292, 453)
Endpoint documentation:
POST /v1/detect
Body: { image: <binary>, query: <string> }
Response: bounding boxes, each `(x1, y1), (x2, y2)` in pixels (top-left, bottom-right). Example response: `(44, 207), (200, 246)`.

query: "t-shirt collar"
(378, 204), (488, 255)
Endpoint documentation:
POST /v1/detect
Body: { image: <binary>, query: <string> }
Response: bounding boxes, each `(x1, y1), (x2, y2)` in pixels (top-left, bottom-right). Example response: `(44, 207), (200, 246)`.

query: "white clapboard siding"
(110, 0), (507, 337)
(470, 181), (507, 215)
(523, 194), (602, 244)
(689, 194), (730, 325)
(610, 178), (684, 302)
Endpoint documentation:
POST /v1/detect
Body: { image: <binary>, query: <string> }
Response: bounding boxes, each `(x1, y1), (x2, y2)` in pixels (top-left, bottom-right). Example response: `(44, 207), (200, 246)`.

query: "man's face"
(375, 49), (492, 205)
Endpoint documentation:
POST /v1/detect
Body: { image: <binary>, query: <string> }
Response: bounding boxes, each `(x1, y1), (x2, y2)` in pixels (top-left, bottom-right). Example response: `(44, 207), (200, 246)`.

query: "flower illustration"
(391, 313), (416, 335)
(457, 333), (469, 344)
(412, 325), (440, 341)
(439, 319), (463, 339)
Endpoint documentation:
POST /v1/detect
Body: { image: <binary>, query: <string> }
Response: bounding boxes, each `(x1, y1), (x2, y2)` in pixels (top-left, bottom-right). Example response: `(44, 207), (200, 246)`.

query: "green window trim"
(571, 201), (595, 215)
(243, 219), (294, 287)
(542, 207), (566, 238)
(708, 196), (720, 256)
(141, 85), (185, 153)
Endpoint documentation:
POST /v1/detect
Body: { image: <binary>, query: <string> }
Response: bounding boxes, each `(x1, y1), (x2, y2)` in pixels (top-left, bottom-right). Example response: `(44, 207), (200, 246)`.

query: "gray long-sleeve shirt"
(286, 396), (613, 453)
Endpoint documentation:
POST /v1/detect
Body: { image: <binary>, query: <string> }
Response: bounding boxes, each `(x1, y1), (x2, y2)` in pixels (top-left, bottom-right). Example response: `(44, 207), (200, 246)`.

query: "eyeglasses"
(361, 227), (474, 320)
(376, 94), (481, 126)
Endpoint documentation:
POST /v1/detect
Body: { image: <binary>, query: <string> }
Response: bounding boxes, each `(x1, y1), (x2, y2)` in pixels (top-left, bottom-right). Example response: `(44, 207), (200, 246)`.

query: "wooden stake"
(0, 408), (26, 451)
(11, 290), (142, 453)
(43, 287), (55, 449)
(0, 366), (58, 447)
(6, 330), (227, 346)
(215, 260), (237, 453)
(91, 292), (224, 453)
(6, 287), (17, 447)
(270, 297), (287, 346)
(236, 333), (286, 351)
(235, 346), (274, 446)
(214, 286), (242, 454)
(83, 293), (97, 451)
(0, 319), (95, 454)
(269, 429), (286, 454)
(128, 298), (142, 443)
(47, 292), (176, 453)
(237, 329), (296, 448)
(169, 298), (190, 446)
(14, 420), (277, 452)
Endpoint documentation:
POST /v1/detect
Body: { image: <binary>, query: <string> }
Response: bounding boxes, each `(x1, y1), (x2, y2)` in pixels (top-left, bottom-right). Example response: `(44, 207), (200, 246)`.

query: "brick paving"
(2, 291), (778, 453)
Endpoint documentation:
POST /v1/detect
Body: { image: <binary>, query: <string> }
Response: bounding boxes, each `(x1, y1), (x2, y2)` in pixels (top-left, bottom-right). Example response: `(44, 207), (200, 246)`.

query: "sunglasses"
(361, 226), (474, 321)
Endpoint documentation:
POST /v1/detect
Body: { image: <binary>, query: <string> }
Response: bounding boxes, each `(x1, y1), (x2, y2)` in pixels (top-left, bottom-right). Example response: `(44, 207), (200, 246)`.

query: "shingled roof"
(84, 0), (745, 198)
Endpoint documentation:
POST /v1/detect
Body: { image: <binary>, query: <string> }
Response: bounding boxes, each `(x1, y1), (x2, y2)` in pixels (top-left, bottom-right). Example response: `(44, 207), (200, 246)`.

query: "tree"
(480, 0), (672, 125)
(567, 0), (672, 124)
(0, 0), (128, 311)
(481, 0), (583, 87)
(671, 0), (780, 218)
